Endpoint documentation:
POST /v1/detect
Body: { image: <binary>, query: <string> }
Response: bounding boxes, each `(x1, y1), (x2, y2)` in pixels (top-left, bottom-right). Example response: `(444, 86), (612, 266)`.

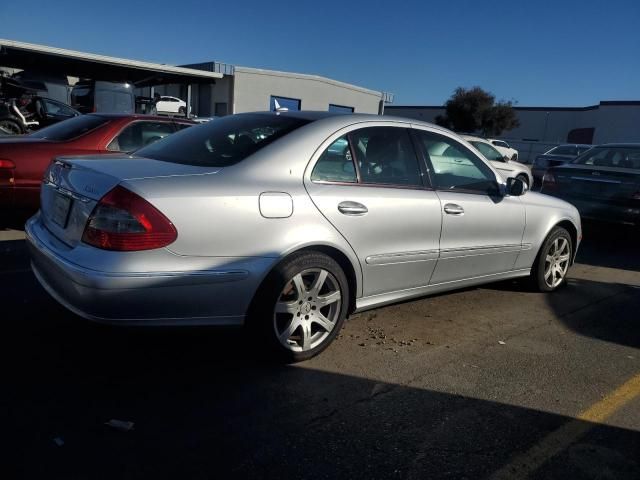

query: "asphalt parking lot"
(3, 220), (639, 479)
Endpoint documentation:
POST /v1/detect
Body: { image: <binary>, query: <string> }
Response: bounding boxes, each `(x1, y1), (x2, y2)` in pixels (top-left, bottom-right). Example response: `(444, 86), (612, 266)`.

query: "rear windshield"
(573, 146), (640, 170)
(136, 113), (311, 167)
(29, 115), (110, 141)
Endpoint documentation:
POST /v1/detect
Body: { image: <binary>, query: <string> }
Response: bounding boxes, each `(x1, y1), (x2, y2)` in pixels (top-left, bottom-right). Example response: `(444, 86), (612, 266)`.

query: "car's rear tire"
(248, 251), (349, 362)
(530, 226), (572, 292)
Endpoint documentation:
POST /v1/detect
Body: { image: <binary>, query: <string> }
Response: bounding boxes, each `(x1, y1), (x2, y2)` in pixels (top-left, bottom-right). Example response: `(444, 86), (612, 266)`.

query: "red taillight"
(0, 159), (15, 186)
(0, 159), (16, 169)
(82, 185), (177, 251)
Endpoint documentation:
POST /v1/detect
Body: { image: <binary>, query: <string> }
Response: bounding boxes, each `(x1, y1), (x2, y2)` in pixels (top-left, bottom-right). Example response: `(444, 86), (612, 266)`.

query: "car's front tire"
(530, 226), (572, 292)
(249, 251), (349, 362)
(516, 173), (530, 189)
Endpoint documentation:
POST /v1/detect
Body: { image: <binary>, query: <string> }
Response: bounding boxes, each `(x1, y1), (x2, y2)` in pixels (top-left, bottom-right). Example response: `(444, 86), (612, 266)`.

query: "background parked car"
(70, 80), (136, 114)
(532, 144), (592, 184)
(0, 113), (195, 210)
(540, 143), (640, 225)
(488, 139), (518, 160)
(155, 95), (187, 115)
(461, 135), (533, 187)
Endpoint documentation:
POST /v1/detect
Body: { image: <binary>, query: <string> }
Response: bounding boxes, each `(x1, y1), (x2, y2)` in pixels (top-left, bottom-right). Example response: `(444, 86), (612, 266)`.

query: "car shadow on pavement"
(0, 209), (34, 231)
(544, 277), (640, 350)
(576, 222), (640, 272)
(2, 264), (639, 479)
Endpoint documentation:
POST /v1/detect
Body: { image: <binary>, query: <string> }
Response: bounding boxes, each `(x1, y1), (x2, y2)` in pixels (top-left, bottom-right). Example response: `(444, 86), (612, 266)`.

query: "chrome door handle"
(443, 203), (464, 215)
(338, 201), (368, 215)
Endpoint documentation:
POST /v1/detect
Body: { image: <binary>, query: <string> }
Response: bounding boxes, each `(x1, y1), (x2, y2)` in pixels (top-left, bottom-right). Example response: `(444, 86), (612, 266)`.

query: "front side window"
(573, 146), (640, 169)
(492, 140), (508, 148)
(470, 141), (504, 162)
(417, 131), (497, 194)
(311, 136), (357, 183)
(107, 121), (175, 152)
(136, 113), (311, 167)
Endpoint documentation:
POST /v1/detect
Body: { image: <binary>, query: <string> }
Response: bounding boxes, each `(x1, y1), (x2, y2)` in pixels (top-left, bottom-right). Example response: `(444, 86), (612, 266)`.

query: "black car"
(540, 144), (640, 225)
(532, 144), (592, 183)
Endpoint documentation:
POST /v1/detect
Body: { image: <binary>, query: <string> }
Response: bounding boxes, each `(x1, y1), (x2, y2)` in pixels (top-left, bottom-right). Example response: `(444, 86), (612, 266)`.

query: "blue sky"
(1, 0), (638, 106)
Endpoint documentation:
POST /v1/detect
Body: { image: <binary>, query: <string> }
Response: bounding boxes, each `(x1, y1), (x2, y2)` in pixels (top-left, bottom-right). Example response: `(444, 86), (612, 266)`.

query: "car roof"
(595, 143), (640, 148)
(242, 110), (457, 135)
(460, 134), (488, 142)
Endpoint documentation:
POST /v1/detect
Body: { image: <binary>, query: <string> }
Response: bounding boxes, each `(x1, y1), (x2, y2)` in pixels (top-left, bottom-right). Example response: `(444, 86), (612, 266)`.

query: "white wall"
(386, 103), (640, 148)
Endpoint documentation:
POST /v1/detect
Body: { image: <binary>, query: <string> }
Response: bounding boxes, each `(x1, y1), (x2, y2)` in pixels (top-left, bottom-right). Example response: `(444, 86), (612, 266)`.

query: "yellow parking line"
(490, 372), (640, 480)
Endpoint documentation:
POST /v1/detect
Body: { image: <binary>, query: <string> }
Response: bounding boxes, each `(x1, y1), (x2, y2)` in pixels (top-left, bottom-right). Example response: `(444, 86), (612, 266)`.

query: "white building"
(0, 39), (392, 118)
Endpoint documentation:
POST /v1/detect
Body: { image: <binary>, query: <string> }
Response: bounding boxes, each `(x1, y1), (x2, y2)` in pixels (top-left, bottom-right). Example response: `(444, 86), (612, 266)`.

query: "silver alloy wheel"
(273, 268), (342, 352)
(544, 237), (570, 288)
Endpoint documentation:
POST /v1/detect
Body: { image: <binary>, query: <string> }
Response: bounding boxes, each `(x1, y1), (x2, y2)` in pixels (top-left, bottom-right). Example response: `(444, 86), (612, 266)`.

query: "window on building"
(270, 96), (301, 112)
(328, 104), (354, 113)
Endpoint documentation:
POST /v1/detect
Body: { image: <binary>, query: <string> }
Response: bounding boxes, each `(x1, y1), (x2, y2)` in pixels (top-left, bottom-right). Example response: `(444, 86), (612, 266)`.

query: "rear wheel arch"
(250, 244), (359, 318)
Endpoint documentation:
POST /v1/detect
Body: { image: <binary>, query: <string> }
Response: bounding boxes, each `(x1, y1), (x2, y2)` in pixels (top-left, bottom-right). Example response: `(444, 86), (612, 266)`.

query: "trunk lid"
(551, 164), (640, 203)
(40, 155), (221, 247)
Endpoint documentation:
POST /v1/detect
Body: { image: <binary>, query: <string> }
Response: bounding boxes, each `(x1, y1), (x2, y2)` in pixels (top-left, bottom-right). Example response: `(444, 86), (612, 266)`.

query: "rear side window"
(107, 121), (175, 152)
(311, 127), (423, 187)
(136, 113), (311, 167)
(29, 115), (110, 141)
(311, 136), (357, 183)
(351, 127), (422, 186)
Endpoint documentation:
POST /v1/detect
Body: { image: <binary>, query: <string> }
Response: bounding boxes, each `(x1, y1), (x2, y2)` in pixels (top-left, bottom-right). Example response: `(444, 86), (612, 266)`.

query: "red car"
(0, 113), (195, 210)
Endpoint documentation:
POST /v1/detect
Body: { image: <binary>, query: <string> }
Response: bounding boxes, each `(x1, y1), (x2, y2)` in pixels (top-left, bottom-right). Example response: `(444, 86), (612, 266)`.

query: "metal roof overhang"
(0, 39), (222, 87)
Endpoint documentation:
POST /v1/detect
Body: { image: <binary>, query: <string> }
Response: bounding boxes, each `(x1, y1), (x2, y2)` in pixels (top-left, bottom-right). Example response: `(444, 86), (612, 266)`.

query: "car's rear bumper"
(26, 214), (274, 325)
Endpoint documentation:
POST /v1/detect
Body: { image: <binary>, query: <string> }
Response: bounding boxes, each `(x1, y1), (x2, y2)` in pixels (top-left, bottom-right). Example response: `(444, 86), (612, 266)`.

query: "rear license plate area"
(51, 192), (72, 228)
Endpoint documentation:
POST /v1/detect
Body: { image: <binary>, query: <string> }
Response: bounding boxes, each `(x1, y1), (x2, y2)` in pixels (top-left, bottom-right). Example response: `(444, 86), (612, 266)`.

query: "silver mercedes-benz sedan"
(26, 112), (581, 361)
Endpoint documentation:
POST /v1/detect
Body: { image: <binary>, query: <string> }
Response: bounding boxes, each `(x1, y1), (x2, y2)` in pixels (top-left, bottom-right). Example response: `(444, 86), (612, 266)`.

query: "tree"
(435, 86), (520, 136)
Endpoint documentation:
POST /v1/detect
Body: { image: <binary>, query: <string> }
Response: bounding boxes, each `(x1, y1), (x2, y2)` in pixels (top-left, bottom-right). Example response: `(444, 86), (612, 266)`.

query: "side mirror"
(506, 177), (528, 196)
